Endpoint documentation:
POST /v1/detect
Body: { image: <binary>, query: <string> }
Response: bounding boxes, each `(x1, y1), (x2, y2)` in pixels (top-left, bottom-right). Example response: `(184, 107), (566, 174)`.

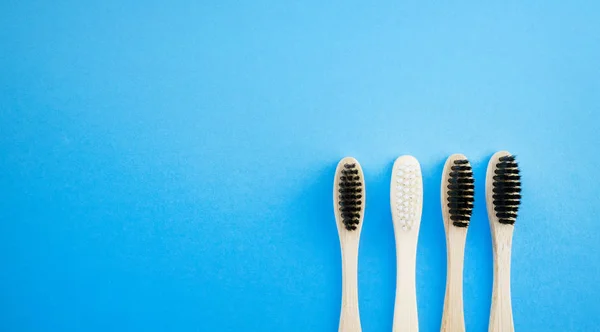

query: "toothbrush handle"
(441, 231), (467, 332)
(393, 236), (419, 332)
(339, 239), (361, 332)
(489, 233), (514, 332)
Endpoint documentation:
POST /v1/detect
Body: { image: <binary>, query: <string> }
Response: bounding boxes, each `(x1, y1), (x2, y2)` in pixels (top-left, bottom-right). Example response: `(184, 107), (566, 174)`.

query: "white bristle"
(391, 156), (423, 232)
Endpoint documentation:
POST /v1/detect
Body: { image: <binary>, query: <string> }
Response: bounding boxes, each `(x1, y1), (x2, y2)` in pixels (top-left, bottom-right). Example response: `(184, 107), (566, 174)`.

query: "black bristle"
(494, 168), (519, 175)
(492, 186), (521, 194)
(447, 184), (475, 190)
(494, 205), (519, 212)
(447, 159), (474, 227)
(492, 193), (521, 200)
(447, 202), (474, 209)
(492, 155), (521, 225)
(449, 177), (475, 184)
(451, 165), (472, 171)
(499, 155), (516, 162)
(338, 163), (363, 231)
(493, 174), (520, 181)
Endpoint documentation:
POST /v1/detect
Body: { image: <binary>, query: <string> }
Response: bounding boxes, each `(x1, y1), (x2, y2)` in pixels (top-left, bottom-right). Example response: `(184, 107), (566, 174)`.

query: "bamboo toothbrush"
(333, 157), (365, 332)
(486, 151), (521, 332)
(390, 155), (423, 332)
(441, 154), (475, 332)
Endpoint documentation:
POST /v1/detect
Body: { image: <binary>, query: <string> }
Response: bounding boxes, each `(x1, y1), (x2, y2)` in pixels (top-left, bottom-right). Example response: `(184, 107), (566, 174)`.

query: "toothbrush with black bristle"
(333, 157), (365, 332)
(441, 154), (475, 332)
(486, 151), (521, 332)
(390, 155), (423, 332)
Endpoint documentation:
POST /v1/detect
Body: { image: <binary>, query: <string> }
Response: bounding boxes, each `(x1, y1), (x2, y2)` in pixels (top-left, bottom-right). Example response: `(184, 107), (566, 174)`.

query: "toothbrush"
(486, 151), (521, 332)
(441, 154), (475, 332)
(334, 157), (365, 332)
(390, 155), (423, 332)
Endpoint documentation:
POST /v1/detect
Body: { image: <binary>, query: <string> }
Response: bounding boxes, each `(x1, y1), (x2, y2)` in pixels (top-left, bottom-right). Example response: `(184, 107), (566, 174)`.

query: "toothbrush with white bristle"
(334, 157), (365, 332)
(390, 155), (423, 332)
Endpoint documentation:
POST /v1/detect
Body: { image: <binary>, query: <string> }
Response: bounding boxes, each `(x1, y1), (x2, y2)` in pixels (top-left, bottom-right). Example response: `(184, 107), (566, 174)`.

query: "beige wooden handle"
(441, 232), (466, 332)
(339, 240), (361, 332)
(489, 239), (514, 332)
(393, 237), (418, 332)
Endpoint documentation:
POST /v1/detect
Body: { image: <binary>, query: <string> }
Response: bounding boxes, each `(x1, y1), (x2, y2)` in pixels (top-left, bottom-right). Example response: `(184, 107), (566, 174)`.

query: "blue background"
(1, 1), (599, 331)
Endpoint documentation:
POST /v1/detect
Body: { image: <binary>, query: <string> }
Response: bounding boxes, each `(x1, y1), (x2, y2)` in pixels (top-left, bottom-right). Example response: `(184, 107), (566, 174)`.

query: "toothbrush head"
(442, 154), (474, 228)
(390, 156), (423, 232)
(334, 157), (365, 231)
(489, 152), (521, 225)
